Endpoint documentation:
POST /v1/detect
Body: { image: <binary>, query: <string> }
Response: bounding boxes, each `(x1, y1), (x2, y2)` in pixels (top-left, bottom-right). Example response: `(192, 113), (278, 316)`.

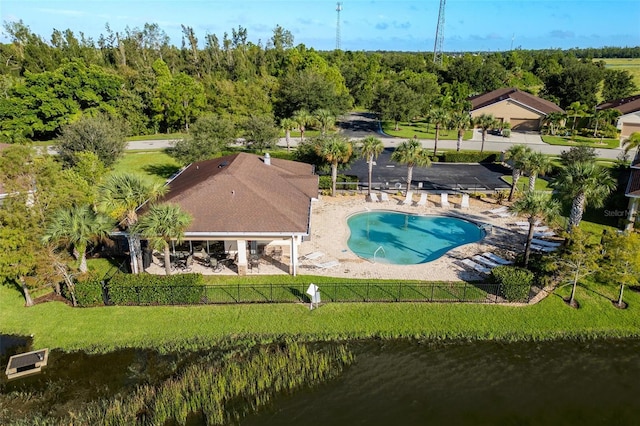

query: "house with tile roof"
(136, 152), (318, 275)
(596, 94), (640, 139)
(469, 88), (565, 131)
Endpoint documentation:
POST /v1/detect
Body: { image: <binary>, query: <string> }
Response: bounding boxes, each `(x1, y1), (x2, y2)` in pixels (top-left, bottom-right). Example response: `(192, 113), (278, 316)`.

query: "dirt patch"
(34, 292), (72, 306)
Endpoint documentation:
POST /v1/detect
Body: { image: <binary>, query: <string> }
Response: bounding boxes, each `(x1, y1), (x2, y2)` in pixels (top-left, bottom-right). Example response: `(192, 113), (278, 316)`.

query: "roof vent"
(264, 152), (271, 166)
(218, 161), (229, 168)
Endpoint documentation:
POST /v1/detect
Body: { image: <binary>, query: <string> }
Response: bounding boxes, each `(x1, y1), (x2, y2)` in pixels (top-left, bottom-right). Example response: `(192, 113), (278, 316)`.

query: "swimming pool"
(347, 211), (485, 264)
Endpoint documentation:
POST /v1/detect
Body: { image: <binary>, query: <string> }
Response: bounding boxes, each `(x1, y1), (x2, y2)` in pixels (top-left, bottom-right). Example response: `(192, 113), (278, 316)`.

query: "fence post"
(462, 282), (467, 302)
(366, 282), (370, 302)
(270, 283), (273, 303)
(495, 283), (500, 303)
(237, 283), (240, 303)
(430, 282), (434, 301)
(397, 283), (401, 302)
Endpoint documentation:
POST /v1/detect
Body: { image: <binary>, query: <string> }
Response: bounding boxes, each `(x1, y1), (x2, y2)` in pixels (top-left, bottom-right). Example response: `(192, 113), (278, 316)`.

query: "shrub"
(107, 273), (204, 305)
(441, 151), (501, 163)
(318, 174), (358, 191)
(73, 278), (104, 307)
(491, 265), (534, 302)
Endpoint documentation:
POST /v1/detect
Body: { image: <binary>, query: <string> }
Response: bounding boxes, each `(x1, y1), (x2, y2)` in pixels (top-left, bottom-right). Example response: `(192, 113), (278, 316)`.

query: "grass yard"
(126, 133), (188, 141)
(1, 277), (639, 353)
(500, 175), (551, 191)
(382, 120), (473, 140)
(110, 151), (182, 184)
(542, 135), (620, 149)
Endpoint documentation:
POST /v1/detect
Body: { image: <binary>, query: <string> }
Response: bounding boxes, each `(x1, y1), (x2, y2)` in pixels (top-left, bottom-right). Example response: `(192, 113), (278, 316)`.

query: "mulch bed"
(33, 292), (72, 306)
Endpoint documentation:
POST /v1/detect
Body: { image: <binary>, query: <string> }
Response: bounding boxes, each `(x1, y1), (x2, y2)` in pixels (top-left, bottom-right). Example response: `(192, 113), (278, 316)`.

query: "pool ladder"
(373, 245), (386, 263)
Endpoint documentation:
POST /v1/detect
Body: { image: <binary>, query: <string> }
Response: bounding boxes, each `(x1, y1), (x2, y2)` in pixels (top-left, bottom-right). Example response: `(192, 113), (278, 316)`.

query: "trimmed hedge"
(491, 265), (534, 302)
(319, 174), (358, 190)
(107, 273), (205, 305)
(440, 150), (501, 163)
(73, 278), (104, 307)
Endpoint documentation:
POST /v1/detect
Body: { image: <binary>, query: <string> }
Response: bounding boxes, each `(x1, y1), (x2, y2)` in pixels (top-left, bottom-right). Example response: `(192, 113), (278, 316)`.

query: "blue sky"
(2, 0), (639, 52)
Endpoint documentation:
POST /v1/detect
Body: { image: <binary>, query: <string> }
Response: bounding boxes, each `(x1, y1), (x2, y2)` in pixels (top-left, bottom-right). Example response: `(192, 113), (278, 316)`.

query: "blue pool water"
(347, 211), (485, 264)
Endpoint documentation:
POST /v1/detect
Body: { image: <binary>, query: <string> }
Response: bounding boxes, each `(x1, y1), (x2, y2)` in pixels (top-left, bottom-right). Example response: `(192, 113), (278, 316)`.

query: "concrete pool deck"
(297, 193), (532, 281)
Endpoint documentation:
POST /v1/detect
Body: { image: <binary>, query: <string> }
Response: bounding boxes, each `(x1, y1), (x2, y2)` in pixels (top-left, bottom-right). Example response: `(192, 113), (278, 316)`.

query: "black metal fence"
(104, 281), (532, 306)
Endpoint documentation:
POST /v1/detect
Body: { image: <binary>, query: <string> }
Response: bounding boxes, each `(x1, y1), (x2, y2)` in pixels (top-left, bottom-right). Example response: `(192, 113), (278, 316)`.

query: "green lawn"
(541, 135), (620, 149)
(597, 58), (640, 94)
(126, 133), (188, 141)
(382, 120), (473, 140)
(1, 277), (639, 353)
(501, 175), (551, 191)
(110, 151), (182, 184)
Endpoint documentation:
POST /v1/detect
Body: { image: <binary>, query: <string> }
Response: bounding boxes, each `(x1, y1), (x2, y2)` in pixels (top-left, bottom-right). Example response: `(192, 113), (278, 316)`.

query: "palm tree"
(552, 162), (617, 230)
(97, 173), (167, 273)
(474, 113), (498, 153)
(622, 131), (640, 160)
(42, 205), (114, 273)
(524, 151), (553, 193)
(292, 109), (313, 143)
(359, 136), (385, 196)
(391, 139), (431, 194)
(566, 101), (589, 134)
(450, 111), (471, 152)
(428, 107), (450, 156)
(280, 117), (297, 152)
(504, 145), (532, 201)
(315, 135), (353, 197)
(510, 191), (561, 267)
(542, 112), (565, 136)
(132, 203), (192, 276)
(314, 109), (335, 135)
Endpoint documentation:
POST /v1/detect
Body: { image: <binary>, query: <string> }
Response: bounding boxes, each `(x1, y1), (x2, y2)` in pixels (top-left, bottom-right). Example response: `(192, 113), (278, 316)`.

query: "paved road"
(126, 112), (625, 161)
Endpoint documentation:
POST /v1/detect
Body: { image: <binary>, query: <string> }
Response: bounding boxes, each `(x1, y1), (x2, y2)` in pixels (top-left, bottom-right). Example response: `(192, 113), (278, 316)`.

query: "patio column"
(236, 239), (248, 275)
(290, 235), (298, 276)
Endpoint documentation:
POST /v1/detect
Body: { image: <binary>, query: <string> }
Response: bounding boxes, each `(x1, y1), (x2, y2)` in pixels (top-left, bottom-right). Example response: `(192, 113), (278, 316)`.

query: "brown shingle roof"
(597, 94), (640, 115)
(154, 153), (318, 235)
(470, 88), (565, 115)
(626, 168), (640, 198)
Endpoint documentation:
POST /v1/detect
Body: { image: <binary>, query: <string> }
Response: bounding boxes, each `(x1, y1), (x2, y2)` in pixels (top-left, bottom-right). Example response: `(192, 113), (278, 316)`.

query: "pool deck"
(297, 193), (532, 281)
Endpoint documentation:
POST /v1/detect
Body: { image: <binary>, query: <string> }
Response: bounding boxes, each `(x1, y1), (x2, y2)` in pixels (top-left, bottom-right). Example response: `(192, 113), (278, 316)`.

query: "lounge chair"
(380, 192), (390, 202)
(313, 260), (340, 269)
(495, 211), (514, 218)
(416, 193), (428, 207)
(460, 194), (470, 209)
(481, 252), (513, 265)
(531, 238), (562, 248)
(368, 193), (379, 202)
(518, 225), (549, 232)
(402, 191), (414, 205)
(486, 206), (508, 214)
(530, 244), (557, 253)
(534, 231), (556, 238)
(440, 193), (450, 208)
(460, 258), (491, 274)
(300, 251), (324, 261)
(472, 255), (498, 268)
(513, 221), (541, 228)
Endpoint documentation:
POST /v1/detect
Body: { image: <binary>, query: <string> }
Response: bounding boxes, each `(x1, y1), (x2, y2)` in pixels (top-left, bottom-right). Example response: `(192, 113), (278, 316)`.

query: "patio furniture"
(380, 192), (390, 202)
(460, 194), (470, 209)
(481, 252), (513, 265)
(486, 206), (508, 214)
(440, 193), (450, 208)
(416, 193), (428, 207)
(460, 258), (490, 274)
(313, 260), (340, 269)
(368, 193), (379, 202)
(472, 255), (498, 268)
(300, 251), (324, 261)
(531, 238), (562, 248)
(402, 191), (414, 205)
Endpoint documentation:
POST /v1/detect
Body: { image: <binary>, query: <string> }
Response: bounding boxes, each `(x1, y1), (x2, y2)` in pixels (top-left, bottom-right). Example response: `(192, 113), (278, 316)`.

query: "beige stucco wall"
(471, 99), (545, 122)
(618, 112), (640, 138)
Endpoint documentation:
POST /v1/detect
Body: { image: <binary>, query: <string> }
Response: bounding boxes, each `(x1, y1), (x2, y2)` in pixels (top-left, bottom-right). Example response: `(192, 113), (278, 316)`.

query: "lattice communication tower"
(336, 2), (343, 50)
(433, 0), (446, 65)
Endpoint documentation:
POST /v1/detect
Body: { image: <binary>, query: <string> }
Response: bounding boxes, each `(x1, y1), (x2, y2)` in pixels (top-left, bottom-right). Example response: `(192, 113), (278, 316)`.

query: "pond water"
(347, 212), (485, 264)
(241, 339), (640, 426)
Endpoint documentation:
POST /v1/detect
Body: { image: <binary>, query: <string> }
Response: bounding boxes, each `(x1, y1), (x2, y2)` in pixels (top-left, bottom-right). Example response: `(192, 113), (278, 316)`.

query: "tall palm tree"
(552, 162), (617, 230)
(623, 131), (640, 160)
(359, 136), (385, 196)
(315, 135), (353, 197)
(510, 191), (560, 267)
(474, 113), (498, 153)
(314, 108), (335, 135)
(504, 144), (532, 201)
(97, 173), (167, 273)
(524, 151), (553, 193)
(566, 101), (589, 133)
(428, 108), (450, 156)
(391, 139), (431, 194)
(42, 205), (114, 273)
(280, 117), (297, 152)
(292, 109), (313, 143)
(450, 111), (471, 152)
(132, 203), (192, 276)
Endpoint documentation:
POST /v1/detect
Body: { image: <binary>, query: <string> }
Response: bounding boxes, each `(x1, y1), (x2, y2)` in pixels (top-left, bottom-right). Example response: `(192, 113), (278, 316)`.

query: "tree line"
(1, 20), (638, 144)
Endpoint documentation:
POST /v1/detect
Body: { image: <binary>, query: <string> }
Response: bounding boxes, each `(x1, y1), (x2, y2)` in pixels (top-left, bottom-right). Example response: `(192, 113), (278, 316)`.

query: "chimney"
(264, 152), (271, 166)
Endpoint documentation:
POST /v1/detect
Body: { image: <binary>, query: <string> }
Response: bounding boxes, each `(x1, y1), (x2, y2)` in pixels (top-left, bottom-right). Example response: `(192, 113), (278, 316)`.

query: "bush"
(73, 278), (104, 307)
(491, 265), (534, 302)
(318, 174), (358, 191)
(107, 273), (205, 305)
(441, 151), (501, 163)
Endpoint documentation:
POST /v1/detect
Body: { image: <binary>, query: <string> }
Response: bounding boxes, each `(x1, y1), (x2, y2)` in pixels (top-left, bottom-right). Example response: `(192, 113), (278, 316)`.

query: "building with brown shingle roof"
(138, 152), (318, 275)
(597, 94), (640, 139)
(470, 88), (564, 131)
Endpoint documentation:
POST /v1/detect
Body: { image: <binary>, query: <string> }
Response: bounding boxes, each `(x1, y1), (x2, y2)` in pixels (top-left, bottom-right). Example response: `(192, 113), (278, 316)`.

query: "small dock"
(5, 348), (49, 380)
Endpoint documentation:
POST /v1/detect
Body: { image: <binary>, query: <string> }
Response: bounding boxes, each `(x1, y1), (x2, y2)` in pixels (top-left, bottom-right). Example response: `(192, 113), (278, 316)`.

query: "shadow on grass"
(289, 287), (310, 303)
(143, 164), (182, 180)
